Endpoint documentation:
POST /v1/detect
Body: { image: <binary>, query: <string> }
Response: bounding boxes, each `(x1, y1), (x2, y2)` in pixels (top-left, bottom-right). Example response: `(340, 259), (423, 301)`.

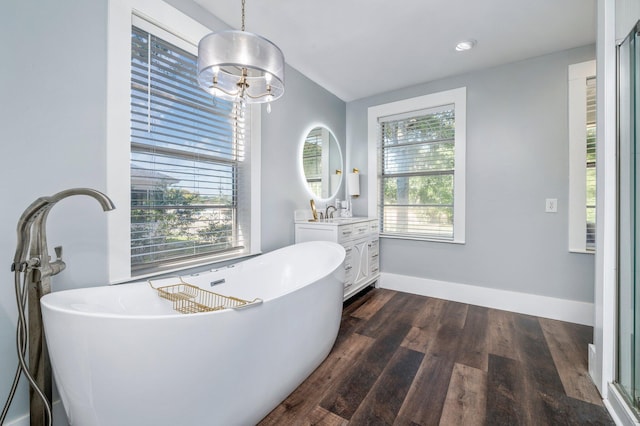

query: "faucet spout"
(13, 188), (115, 268)
(325, 205), (337, 219)
(49, 188), (116, 212)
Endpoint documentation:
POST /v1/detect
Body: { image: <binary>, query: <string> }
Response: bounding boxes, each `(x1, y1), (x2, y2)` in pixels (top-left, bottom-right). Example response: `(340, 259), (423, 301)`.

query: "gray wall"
(0, 0), (111, 421)
(261, 66), (346, 252)
(347, 45), (596, 303)
(0, 0), (345, 423)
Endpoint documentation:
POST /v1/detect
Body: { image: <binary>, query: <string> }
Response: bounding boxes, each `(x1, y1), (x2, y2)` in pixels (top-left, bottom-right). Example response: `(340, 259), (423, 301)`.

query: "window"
(568, 60), (596, 253)
(368, 88), (466, 243)
(130, 22), (251, 274)
(303, 127), (323, 196)
(107, 1), (260, 282)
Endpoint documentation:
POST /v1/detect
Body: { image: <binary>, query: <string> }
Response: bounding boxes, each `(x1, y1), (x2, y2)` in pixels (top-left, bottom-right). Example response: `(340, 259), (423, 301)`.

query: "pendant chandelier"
(197, 0), (285, 109)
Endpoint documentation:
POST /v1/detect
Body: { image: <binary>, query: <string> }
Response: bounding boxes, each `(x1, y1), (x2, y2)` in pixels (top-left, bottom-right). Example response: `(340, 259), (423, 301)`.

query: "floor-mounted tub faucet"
(3, 188), (115, 426)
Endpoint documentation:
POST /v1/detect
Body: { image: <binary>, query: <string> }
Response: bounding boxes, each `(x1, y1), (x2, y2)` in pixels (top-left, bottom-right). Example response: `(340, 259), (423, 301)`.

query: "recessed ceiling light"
(455, 39), (477, 52)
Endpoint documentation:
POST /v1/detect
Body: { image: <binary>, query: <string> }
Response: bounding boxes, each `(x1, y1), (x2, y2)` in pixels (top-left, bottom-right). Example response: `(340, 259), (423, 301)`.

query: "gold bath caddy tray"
(149, 277), (262, 314)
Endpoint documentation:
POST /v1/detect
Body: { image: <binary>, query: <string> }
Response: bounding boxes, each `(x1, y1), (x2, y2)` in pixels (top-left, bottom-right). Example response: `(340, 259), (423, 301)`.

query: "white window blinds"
(586, 76), (596, 250)
(379, 105), (456, 239)
(130, 24), (251, 274)
(568, 60), (596, 253)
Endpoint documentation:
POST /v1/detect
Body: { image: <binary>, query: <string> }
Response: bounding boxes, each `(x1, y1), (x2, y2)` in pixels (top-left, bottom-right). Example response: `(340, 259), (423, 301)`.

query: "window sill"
(569, 248), (595, 255)
(380, 233), (465, 245)
(110, 251), (261, 285)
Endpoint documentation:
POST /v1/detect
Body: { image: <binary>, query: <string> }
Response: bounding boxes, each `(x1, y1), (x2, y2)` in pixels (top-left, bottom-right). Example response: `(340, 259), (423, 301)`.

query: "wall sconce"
(348, 168), (360, 197)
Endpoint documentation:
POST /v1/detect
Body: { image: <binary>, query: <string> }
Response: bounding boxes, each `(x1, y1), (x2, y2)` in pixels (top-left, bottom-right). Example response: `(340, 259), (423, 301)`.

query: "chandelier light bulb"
(455, 39), (477, 52)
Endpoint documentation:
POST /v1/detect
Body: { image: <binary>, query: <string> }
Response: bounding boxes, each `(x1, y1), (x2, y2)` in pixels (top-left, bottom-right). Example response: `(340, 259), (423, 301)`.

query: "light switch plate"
(545, 198), (558, 213)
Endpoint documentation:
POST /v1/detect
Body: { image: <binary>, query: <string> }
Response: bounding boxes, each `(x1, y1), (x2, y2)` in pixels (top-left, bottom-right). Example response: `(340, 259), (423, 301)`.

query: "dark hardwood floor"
(258, 288), (614, 425)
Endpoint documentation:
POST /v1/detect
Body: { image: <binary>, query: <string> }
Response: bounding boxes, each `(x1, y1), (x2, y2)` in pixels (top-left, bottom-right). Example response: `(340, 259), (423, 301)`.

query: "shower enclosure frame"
(616, 18), (640, 421)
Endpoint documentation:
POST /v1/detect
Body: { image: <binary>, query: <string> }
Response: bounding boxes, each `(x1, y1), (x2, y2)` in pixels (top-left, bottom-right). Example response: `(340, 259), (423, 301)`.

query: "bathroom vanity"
(295, 217), (380, 300)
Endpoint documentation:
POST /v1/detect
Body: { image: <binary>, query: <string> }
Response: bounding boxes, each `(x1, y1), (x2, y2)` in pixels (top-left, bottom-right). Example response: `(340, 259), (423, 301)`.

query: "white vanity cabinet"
(294, 218), (380, 300)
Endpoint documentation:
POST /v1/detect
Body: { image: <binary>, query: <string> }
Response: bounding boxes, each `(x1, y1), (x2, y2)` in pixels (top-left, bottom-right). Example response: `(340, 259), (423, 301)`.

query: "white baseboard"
(379, 272), (594, 326)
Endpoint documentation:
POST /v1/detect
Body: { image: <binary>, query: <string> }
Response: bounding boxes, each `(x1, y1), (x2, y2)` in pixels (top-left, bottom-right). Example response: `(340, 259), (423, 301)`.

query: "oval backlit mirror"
(301, 126), (343, 200)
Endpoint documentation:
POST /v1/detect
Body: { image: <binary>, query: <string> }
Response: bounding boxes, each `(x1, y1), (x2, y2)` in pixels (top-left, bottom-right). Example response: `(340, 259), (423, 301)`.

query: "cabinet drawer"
(338, 224), (354, 242)
(369, 250), (379, 264)
(368, 238), (379, 255)
(370, 264), (380, 276)
(344, 245), (354, 261)
(294, 224), (337, 243)
(369, 220), (379, 233)
(344, 262), (354, 284)
(353, 222), (370, 238)
(368, 238), (379, 275)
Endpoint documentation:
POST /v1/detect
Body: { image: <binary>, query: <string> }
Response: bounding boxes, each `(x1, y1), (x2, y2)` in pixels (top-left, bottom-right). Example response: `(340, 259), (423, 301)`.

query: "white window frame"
(367, 87), (466, 244)
(568, 60), (596, 254)
(106, 0), (261, 283)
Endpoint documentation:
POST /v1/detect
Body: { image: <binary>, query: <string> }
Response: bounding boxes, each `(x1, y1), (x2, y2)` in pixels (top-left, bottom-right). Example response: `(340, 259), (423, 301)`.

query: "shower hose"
(1, 266), (53, 426)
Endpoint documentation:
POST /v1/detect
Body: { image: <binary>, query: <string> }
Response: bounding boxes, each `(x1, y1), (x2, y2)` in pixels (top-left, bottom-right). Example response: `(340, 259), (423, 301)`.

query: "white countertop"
(294, 217), (375, 225)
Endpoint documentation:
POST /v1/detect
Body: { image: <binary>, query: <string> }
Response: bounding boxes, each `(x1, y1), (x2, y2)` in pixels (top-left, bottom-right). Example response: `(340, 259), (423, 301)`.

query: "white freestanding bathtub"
(40, 241), (345, 426)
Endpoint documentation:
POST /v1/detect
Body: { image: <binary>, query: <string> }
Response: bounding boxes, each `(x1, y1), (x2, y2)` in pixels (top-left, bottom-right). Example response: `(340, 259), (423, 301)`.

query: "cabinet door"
(353, 239), (369, 285)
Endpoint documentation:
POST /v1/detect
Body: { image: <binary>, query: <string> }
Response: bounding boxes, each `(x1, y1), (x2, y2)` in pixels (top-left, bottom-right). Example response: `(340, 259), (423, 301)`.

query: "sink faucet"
(325, 205), (337, 219)
(10, 188), (115, 426)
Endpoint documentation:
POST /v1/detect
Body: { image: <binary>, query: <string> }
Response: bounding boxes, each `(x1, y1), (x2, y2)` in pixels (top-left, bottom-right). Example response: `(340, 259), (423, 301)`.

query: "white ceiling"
(193, 0), (597, 102)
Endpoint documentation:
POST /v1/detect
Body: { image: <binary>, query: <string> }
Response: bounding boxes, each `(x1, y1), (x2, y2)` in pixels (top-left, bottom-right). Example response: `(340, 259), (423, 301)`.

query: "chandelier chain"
(241, 0), (246, 31)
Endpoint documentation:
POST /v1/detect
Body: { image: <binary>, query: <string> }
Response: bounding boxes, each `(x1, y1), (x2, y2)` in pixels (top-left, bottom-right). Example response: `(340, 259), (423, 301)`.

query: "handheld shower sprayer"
(2, 188), (115, 426)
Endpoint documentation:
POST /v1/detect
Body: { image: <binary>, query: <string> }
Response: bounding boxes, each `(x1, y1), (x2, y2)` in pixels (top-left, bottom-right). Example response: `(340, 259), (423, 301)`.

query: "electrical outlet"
(545, 198), (558, 213)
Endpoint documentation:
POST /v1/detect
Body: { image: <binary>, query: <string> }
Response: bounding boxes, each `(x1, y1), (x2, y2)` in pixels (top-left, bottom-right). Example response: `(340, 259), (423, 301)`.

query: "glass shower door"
(617, 20), (640, 416)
